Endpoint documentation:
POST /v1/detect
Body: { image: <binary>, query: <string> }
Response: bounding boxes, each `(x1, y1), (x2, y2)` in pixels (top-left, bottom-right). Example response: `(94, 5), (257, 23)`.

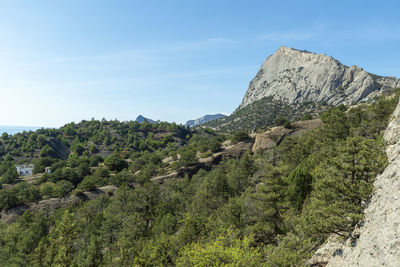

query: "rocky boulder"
(252, 119), (323, 153)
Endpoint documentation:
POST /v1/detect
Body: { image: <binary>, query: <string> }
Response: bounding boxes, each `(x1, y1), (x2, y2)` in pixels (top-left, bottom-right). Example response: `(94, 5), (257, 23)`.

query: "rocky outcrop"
(136, 115), (156, 124)
(252, 126), (292, 152)
(252, 119), (323, 153)
(0, 185), (118, 224)
(309, 99), (400, 266)
(239, 47), (400, 109)
(377, 76), (400, 93)
(151, 140), (255, 183)
(223, 141), (253, 158)
(185, 114), (227, 128)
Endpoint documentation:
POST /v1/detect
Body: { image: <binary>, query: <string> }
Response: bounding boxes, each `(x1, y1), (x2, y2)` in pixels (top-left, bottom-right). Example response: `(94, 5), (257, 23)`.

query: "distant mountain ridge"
(135, 115), (156, 124)
(239, 46), (400, 109)
(185, 114), (227, 128)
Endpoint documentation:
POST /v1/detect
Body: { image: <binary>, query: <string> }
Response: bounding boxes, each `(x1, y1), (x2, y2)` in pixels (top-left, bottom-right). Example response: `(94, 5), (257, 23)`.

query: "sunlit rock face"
(239, 46), (400, 109)
(311, 99), (400, 267)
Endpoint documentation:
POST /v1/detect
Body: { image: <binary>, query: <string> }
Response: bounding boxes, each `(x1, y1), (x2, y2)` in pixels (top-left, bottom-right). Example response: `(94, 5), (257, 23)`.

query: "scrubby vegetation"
(204, 96), (331, 132)
(0, 93), (398, 266)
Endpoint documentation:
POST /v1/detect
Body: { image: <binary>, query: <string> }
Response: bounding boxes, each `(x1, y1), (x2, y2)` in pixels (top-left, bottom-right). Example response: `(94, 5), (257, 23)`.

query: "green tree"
(179, 148), (197, 166)
(320, 105), (349, 140)
(231, 131), (250, 144)
(274, 116), (289, 126)
(39, 144), (56, 158)
(45, 210), (77, 267)
(63, 124), (76, 138)
(0, 189), (20, 210)
(77, 162), (91, 178)
(287, 161), (313, 210)
(176, 228), (263, 266)
(0, 168), (18, 184)
(227, 153), (256, 196)
(0, 156), (18, 184)
(243, 165), (287, 244)
(135, 234), (176, 266)
(306, 136), (387, 236)
(104, 153), (128, 172)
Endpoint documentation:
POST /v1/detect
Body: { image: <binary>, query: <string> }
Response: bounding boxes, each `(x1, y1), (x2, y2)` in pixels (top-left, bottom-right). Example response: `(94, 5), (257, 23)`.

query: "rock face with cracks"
(310, 99), (400, 266)
(239, 47), (400, 109)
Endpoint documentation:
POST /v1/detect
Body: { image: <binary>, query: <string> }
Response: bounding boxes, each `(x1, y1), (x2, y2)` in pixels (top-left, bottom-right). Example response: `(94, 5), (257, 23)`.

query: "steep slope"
(185, 114), (227, 128)
(204, 96), (329, 132)
(205, 47), (400, 132)
(240, 46), (400, 108)
(311, 98), (400, 266)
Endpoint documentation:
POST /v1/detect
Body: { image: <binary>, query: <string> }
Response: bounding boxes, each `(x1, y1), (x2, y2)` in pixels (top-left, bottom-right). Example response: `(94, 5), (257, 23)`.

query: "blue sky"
(1, 0), (400, 127)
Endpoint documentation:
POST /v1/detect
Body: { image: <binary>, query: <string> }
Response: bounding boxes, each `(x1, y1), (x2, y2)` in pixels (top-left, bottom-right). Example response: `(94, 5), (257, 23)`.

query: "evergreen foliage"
(204, 96), (330, 132)
(0, 93), (397, 266)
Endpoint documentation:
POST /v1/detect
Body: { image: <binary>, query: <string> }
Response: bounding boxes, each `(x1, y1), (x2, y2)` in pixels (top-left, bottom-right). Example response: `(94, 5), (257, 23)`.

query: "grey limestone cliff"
(310, 98), (400, 266)
(239, 47), (400, 109)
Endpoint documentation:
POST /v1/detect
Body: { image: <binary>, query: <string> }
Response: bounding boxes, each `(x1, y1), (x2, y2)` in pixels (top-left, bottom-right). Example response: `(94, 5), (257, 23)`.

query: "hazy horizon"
(0, 125), (41, 135)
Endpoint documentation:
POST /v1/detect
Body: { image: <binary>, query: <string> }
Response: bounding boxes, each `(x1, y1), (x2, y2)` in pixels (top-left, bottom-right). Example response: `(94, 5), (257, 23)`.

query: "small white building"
(45, 167), (52, 174)
(16, 164), (33, 176)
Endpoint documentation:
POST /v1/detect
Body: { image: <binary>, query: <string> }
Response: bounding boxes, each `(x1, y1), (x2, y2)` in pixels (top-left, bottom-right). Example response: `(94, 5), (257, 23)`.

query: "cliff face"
(240, 47), (400, 109)
(311, 99), (400, 266)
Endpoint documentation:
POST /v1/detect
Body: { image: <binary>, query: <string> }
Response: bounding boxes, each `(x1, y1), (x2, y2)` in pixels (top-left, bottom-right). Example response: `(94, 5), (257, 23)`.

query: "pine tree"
(305, 136), (387, 236)
(287, 161), (313, 210)
(227, 153), (256, 196)
(46, 210), (77, 267)
(243, 164), (287, 244)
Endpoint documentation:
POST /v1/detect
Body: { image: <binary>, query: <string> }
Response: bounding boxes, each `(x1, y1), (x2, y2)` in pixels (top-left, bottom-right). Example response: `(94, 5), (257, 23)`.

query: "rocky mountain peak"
(239, 47), (400, 109)
(135, 115), (155, 124)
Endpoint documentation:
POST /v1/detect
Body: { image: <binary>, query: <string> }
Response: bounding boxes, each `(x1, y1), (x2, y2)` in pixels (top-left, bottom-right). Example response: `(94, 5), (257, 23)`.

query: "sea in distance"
(0, 126), (41, 135)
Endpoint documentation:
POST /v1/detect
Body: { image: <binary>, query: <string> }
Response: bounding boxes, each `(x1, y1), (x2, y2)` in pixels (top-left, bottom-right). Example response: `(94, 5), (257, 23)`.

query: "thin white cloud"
(260, 32), (316, 41)
(49, 37), (235, 63)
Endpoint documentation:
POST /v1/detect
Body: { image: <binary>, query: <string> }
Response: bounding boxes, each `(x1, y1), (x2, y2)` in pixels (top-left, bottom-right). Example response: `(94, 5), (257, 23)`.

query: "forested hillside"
(204, 96), (331, 132)
(0, 93), (398, 266)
